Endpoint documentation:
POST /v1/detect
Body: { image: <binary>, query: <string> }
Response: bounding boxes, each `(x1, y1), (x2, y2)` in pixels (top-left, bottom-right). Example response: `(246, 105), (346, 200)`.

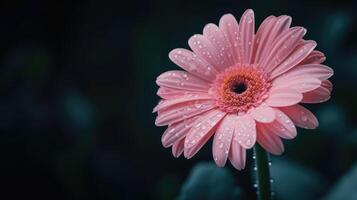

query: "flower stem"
(254, 144), (272, 200)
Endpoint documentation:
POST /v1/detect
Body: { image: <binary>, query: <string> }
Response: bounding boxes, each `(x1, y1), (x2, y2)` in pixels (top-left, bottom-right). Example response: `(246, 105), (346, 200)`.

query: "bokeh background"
(0, 0), (356, 199)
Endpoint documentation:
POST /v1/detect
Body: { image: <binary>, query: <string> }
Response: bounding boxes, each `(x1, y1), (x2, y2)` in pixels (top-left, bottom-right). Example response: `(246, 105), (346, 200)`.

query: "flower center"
(232, 83), (247, 94)
(212, 65), (270, 113)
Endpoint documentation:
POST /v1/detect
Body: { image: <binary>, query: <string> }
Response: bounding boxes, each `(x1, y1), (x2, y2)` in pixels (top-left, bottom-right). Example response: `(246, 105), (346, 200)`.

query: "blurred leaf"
(345, 52), (357, 79)
(270, 159), (327, 200)
(61, 90), (97, 135)
(336, 131), (357, 175)
(177, 162), (243, 200)
(323, 163), (357, 200)
(316, 104), (350, 138)
(156, 175), (181, 200)
(320, 11), (352, 50)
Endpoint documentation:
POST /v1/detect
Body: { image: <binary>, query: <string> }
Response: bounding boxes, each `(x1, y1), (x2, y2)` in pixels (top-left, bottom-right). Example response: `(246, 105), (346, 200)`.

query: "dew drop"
(194, 104), (202, 109)
(301, 115), (308, 122)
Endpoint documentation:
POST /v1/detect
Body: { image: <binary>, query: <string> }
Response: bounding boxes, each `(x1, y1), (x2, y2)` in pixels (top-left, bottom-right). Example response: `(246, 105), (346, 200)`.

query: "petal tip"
(244, 9), (254, 15)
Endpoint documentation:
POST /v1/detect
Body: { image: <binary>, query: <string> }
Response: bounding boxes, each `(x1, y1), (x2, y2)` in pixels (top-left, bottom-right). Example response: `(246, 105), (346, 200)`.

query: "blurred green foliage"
(177, 162), (243, 200)
(323, 163), (357, 200)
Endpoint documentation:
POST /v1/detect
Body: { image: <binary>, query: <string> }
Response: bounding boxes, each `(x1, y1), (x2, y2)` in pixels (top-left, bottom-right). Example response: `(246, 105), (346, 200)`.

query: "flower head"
(153, 9), (333, 170)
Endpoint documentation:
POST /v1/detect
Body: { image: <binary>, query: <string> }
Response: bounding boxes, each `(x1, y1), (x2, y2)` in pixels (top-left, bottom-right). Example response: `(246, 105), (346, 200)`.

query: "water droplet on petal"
(301, 115), (308, 122)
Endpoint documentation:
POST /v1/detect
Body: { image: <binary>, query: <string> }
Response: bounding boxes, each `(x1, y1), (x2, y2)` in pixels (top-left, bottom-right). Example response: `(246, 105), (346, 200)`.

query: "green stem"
(254, 144), (272, 200)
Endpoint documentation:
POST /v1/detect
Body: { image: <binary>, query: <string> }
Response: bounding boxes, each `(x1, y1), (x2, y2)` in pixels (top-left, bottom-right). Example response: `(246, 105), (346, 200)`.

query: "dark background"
(0, 0), (356, 199)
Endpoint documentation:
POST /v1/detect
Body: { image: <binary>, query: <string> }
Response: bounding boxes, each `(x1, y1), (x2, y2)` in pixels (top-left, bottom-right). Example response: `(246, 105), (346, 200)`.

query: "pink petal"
(259, 27), (306, 73)
(153, 93), (213, 112)
(155, 100), (215, 126)
(248, 103), (275, 123)
(270, 109), (297, 139)
(169, 49), (219, 81)
(188, 34), (223, 72)
(252, 16), (276, 64)
(161, 117), (198, 147)
(270, 15), (292, 36)
(156, 87), (204, 99)
(272, 77), (321, 93)
(233, 114), (256, 149)
(238, 9), (255, 64)
(265, 88), (302, 107)
(229, 141), (246, 170)
(255, 15), (292, 64)
(219, 14), (240, 63)
(256, 123), (285, 155)
(270, 40), (317, 79)
(275, 64), (333, 81)
(203, 23), (235, 68)
(184, 109), (226, 159)
(172, 138), (185, 158)
(156, 70), (210, 92)
(302, 80), (332, 103)
(298, 50), (326, 65)
(323, 80), (333, 92)
(279, 105), (319, 129)
(157, 87), (180, 99)
(212, 114), (237, 167)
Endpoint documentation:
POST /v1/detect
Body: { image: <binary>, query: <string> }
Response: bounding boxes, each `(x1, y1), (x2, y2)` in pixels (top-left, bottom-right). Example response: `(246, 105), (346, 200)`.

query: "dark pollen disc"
(232, 83), (247, 94)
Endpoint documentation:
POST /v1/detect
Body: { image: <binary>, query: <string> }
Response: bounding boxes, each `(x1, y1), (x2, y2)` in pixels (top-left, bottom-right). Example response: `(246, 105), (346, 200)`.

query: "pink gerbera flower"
(153, 9), (333, 170)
